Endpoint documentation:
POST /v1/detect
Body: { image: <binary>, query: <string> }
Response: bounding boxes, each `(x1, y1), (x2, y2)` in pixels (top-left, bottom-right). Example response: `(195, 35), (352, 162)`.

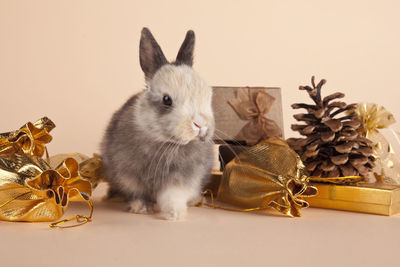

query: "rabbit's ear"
(176, 30), (195, 67)
(140, 28), (168, 79)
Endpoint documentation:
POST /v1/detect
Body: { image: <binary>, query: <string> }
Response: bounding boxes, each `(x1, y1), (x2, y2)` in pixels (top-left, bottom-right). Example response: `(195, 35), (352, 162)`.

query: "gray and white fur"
(101, 28), (214, 220)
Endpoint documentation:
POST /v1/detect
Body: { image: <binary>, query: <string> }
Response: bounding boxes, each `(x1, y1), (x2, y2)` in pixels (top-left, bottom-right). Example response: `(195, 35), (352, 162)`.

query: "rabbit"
(101, 27), (215, 220)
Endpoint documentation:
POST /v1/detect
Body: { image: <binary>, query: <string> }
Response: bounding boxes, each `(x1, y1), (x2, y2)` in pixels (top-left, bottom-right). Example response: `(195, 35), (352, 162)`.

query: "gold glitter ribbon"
(353, 103), (400, 184)
(212, 137), (317, 217)
(229, 88), (282, 145)
(0, 118), (96, 227)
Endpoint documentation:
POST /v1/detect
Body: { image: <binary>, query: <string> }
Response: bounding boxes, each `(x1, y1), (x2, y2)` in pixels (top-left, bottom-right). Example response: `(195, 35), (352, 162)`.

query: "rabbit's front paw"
(126, 199), (153, 214)
(157, 185), (194, 221)
(160, 206), (187, 221)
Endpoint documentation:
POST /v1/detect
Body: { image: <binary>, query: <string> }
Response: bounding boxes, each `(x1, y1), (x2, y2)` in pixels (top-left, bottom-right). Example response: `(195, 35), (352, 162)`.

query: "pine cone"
(287, 76), (375, 181)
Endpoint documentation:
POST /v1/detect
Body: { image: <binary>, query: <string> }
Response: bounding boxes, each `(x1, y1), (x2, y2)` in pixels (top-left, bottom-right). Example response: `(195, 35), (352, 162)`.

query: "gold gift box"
(307, 183), (400, 216)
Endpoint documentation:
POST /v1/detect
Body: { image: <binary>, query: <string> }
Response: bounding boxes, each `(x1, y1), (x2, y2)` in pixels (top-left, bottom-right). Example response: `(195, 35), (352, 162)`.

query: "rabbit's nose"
(193, 114), (206, 128)
(192, 121), (205, 135)
(193, 121), (202, 129)
(192, 115), (208, 138)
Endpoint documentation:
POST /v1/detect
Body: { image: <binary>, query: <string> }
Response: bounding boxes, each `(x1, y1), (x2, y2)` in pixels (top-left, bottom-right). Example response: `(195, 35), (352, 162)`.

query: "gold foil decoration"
(0, 118), (95, 227)
(229, 88), (282, 145)
(0, 154), (92, 223)
(353, 103), (400, 184)
(0, 117), (55, 157)
(217, 137), (317, 217)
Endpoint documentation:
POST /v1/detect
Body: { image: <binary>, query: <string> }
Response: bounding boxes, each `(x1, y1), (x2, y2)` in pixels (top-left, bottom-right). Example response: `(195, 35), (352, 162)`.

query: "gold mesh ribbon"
(0, 118), (95, 227)
(229, 88), (282, 145)
(216, 137), (317, 217)
(353, 103), (400, 184)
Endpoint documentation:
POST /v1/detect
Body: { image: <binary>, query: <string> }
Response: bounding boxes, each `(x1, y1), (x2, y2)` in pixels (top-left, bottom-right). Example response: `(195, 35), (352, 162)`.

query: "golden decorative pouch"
(0, 154), (92, 223)
(0, 117), (95, 227)
(217, 137), (317, 217)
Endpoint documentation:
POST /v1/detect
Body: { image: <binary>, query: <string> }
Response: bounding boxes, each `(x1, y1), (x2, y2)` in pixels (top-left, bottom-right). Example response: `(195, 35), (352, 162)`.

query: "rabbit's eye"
(162, 94), (172, 106)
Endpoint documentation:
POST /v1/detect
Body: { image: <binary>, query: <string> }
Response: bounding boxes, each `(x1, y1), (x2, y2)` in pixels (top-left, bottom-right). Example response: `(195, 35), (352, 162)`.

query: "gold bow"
(353, 103), (400, 184)
(217, 137), (318, 217)
(229, 88), (282, 145)
(0, 117), (55, 157)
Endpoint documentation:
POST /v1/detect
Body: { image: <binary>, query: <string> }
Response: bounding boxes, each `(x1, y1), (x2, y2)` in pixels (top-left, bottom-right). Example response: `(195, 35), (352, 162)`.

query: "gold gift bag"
(0, 117), (94, 227)
(217, 137), (317, 217)
(0, 154), (92, 223)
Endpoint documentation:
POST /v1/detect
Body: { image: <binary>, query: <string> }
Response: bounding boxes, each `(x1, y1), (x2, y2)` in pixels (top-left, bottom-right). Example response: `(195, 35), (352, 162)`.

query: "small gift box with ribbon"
(212, 87), (284, 145)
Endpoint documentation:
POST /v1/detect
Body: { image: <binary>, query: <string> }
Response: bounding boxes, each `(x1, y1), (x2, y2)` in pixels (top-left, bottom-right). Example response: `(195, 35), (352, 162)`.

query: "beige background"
(1, 0), (400, 154)
(1, 1), (400, 267)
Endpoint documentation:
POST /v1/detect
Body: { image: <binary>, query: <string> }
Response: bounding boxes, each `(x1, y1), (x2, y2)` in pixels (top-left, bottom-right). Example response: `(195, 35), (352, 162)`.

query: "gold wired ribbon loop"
(50, 199), (93, 229)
